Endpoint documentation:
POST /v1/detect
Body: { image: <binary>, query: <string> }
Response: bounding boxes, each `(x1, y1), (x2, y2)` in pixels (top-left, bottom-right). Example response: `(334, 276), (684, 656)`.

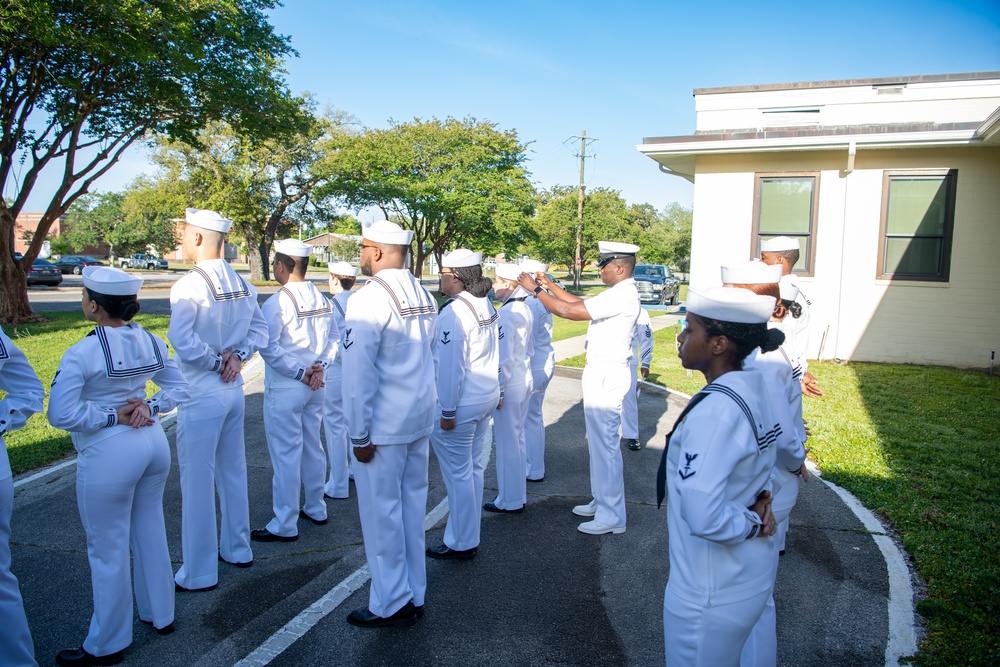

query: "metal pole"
(575, 130), (586, 291)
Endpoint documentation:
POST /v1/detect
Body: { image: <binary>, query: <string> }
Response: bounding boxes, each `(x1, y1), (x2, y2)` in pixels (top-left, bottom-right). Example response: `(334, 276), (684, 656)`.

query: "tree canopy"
(0, 0), (302, 321)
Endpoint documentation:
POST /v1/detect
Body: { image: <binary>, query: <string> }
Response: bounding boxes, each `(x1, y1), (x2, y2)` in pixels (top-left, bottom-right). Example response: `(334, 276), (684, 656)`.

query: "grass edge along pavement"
(562, 325), (999, 667)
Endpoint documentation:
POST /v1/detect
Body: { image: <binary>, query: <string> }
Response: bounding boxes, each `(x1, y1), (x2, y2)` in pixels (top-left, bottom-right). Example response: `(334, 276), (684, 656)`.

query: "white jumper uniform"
(620, 308), (653, 441)
(431, 292), (500, 551)
(323, 290), (353, 499)
(260, 282), (338, 536)
(48, 324), (190, 657)
(343, 269), (437, 618)
(524, 293), (554, 481)
(581, 278), (640, 528)
(663, 370), (779, 667)
(492, 287), (534, 510)
(0, 329), (44, 667)
(168, 260), (268, 588)
(778, 276), (812, 373)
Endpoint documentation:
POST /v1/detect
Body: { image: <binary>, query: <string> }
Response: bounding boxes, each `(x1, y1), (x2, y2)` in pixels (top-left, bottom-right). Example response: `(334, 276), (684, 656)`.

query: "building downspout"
(830, 141), (856, 361)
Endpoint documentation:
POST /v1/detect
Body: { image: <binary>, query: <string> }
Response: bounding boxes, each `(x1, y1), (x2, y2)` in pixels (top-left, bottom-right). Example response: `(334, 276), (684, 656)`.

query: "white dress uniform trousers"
(168, 260), (268, 587)
(48, 324), (190, 657)
(620, 308), (652, 441)
(431, 293), (500, 550)
(260, 282), (337, 535)
(581, 278), (639, 527)
(524, 295), (554, 481)
(0, 330), (44, 667)
(324, 291), (353, 499)
(492, 290), (534, 510)
(663, 370), (779, 667)
(343, 269), (437, 618)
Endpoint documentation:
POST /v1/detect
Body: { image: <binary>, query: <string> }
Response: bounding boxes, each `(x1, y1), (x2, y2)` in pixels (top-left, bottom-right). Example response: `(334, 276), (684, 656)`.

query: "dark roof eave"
(693, 71), (1000, 96)
(641, 121), (983, 146)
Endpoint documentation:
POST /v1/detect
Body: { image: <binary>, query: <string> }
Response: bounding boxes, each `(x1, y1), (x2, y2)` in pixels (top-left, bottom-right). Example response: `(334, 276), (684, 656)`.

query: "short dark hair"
(332, 274), (356, 291)
(86, 288), (141, 321)
(274, 252), (308, 277)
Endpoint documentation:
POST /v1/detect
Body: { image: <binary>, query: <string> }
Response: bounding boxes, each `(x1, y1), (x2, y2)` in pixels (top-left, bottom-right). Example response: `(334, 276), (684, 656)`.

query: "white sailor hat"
(328, 261), (359, 277)
(273, 239), (313, 258)
(185, 208), (233, 233)
(363, 220), (413, 246)
(494, 263), (523, 281)
(721, 260), (782, 285)
(760, 236), (800, 252)
(521, 259), (548, 274)
(687, 286), (775, 324)
(442, 249), (482, 268)
(597, 241), (639, 267)
(778, 275), (800, 301)
(83, 265), (144, 296)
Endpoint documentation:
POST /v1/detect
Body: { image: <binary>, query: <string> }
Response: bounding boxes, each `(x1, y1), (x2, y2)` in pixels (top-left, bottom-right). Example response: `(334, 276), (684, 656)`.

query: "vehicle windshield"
(33, 258), (55, 266)
(634, 266), (664, 277)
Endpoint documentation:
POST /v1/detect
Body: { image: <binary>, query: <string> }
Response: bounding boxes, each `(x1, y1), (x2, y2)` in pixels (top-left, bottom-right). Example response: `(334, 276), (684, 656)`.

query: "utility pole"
(571, 130), (597, 291)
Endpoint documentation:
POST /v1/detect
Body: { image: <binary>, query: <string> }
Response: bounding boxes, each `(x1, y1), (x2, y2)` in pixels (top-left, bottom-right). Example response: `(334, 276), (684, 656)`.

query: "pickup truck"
(633, 264), (680, 305)
(118, 254), (168, 270)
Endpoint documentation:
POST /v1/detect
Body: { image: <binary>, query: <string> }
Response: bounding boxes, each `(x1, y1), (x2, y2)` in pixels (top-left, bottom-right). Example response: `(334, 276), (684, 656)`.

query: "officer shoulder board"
(368, 275), (437, 318)
(454, 294), (499, 329)
(192, 266), (251, 302)
(280, 286), (333, 319)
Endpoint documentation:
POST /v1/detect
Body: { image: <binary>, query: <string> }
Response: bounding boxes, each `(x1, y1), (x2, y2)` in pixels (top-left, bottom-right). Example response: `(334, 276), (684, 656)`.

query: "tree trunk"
(241, 224), (266, 281)
(0, 211), (38, 323)
(256, 239), (271, 281)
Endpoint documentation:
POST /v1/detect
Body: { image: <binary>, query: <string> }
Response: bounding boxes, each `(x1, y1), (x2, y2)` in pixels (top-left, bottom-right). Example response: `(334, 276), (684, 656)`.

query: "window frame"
(751, 172), (820, 277)
(877, 169), (956, 282)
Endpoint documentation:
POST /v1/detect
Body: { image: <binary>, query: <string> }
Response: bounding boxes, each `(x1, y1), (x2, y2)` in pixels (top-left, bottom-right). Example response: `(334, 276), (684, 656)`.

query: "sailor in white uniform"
(49, 267), (190, 667)
(486, 262), (534, 513)
(253, 239), (337, 542)
(323, 261), (358, 500)
(520, 259), (554, 482)
(342, 220), (437, 628)
(426, 249), (500, 560)
(169, 208), (268, 590)
(760, 236), (822, 398)
(620, 307), (653, 451)
(0, 328), (44, 667)
(518, 241), (640, 535)
(657, 286), (783, 667)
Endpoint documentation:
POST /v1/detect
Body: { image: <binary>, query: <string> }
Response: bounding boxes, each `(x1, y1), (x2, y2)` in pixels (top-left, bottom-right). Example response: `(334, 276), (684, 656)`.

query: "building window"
(878, 170), (956, 281)
(752, 173), (819, 276)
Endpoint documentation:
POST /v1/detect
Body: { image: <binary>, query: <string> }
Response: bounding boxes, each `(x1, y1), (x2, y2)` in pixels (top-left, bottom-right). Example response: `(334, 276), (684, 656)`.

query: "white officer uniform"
(431, 250), (500, 551)
(169, 208), (268, 588)
(259, 240), (338, 537)
(578, 242), (640, 531)
(520, 259), (554, 482)
(49, 267), (190, 657)
(663, 287), (780, 667)
(492, 263), (534, 511)
(323, 261), (357, 500)
(0, 328), (44, 667)
(620, 307), (652, 444)
(343, 221), (437, 619)
(761, 236), (812, 372)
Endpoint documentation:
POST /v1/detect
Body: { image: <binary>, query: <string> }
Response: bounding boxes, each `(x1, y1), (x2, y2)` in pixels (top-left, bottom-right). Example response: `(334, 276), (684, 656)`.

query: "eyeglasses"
(597, 257), (614, 269)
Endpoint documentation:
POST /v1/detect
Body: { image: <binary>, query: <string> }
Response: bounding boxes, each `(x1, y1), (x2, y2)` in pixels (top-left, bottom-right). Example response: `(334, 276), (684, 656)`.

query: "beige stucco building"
(639, 72), (1000, 369)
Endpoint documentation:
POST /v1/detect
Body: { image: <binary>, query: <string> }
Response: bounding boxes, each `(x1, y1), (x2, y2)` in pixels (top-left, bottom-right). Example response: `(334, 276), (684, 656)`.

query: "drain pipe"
(830, 141), (856, 362)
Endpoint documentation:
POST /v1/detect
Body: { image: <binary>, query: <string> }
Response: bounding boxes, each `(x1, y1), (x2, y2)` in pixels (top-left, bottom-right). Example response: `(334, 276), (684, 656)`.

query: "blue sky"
(21, 0), (1000, 217)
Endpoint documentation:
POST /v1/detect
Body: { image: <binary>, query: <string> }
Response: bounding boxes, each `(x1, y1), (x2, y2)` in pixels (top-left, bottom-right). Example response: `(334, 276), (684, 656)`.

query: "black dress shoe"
(483, 501), (523, 514)
(251, 528), (298, 542)
(414, 604), (425, 618)
(426, 543), (477, 560)
(624, 438), (641, 450)
(55, 647), (125, 666)
(347, 600), (418, 628)
(219, 553), (253, 568)
(526, 476), (545, 483)
(175, 582), (217, 593)
(139, 619), (176, 635)
(299, 509), (329, 526)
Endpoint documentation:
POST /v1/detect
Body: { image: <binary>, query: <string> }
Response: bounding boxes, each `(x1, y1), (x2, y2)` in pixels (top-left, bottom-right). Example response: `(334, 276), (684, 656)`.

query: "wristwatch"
(534, 286), (543, 295)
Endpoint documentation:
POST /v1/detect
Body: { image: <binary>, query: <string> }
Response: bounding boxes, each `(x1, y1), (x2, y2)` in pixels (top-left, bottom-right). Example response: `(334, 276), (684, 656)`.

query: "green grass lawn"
(1, 313), (172, 473)
(564, 322), (999, 665)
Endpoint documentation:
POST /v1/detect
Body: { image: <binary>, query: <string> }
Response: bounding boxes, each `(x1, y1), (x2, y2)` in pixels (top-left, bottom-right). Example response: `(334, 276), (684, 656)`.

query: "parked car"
(118, 254), (168, 270)
(633, 264), (680, 305)
(26, 258), (64, 286)
(54, 255), (106, 274)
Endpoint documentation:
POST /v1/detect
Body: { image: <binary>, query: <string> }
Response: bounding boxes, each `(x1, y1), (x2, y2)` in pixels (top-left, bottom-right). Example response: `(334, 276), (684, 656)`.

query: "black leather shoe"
(140, 619), (175, 635)
(483, 501), (523, 514)
(299, 509), (329, 526)
(624, 438), (641, 450)
(526, 476), (545, 483)
(426, 543), (477, 560)
(347, 601), (418, 628)
(55, 647), (124, 666)
(219, 554), (253, 568)
(175, 582), (217, 593)
(251, 528), (298, 542)
(414, 604), (425, 618)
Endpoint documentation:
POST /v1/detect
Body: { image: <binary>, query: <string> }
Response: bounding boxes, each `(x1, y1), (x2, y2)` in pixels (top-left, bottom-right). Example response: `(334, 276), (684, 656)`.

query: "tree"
(322, 117), (536, 276)
(64, 183), (183, 258)
(1, 0), (302, 321)
(636, 203), (692, 270)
